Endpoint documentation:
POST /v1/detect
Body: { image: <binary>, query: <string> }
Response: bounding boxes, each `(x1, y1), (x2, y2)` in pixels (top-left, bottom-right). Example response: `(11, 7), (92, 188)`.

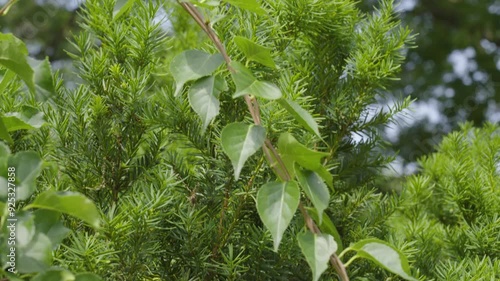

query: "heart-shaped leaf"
(278, 98), (321, 138)
(306, 207), (344, 253)
(278, 133), (332, 187)
(350, 238), (418, 281)
(26, 191), (101, 228)
(230, 61), (282, 100)
(221, 122), (266, 179)
(296, 168), (329, 222)
(188, 75), (227, 131)
(2, 105), (45, 132)
(28, 57), (56, 102)
(234, 36), (276, 68)
(297, 232), (337, 281)
(0, 33), (35, 93)
(170, 50), (224, 96)
(256, 181), (300, 251)
(225, 0), (266, 14)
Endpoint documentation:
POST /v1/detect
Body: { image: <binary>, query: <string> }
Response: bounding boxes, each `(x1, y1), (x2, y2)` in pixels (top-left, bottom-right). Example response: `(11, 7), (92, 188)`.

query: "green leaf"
(234, 36), (276, 68)
(0, 143), (10, 198)
(170, 50), (224, 96)
(32, 269), (75, 281)
(350, 238), (418, 281)
(0, 147), (7, 200)
(0, 69), (15, 94)
(0, 33), (35, 93)
(0, 141), (10, 157)
(12, 212), (52, 273)
(297, 232), (337, 281)
(33, 209), (71, 249)
(185, 0), (220, 8)
(2, 105), (45, 132)
(278, 133), (332, 187)
(0, 201), (5, 217)
(2, 272), (23, 281)
(0, 140), (10, 156)
(17, 232), (52, 273)
(221, 122), (266, 179)
(225, 0), (265, 14)
(75, 273), (104, 281)
(27, 191), (101, 228)
(28, 57), (56, 102)
(0, 117), (13, 143)
(188, 75), (227, 132)
(296, 168), (329, 222)
(230, 61), (282, 100)
(4, 151), (43, 200)
(306, 207), (343, 253)
(256, 181), (300, 251)
(278, 99), (321, 138)
(113, 0), (138, 20)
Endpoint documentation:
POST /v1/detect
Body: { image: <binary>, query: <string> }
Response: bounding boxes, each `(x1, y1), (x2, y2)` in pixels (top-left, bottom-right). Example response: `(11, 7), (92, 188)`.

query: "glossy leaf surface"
(230, 61), (281, 100)
(257, 181), (300, 251)
(221, 122), (266, 179)
(298, 232), (337, 281)
(234, 36), (275, 68)
(278, 133), (332, 187)
(296, 168), (329, 221)
(27, 191), (101, 228)
(278, 98), (320, 138)
(188, 75), (227, 131)
(350, 238), (418, 281)
(170, 50), (224, 96)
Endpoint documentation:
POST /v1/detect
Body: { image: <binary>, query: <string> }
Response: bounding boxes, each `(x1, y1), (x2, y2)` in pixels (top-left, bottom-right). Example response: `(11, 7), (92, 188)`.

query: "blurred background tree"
(0, 0), (81, 63)
(2, 0), (499, 171)
(362, 0), (500, 171)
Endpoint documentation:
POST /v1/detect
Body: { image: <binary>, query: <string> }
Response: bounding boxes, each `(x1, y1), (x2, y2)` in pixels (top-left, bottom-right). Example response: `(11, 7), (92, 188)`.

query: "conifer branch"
(178, 2), (349, 280)
(0, 0), (18, 16)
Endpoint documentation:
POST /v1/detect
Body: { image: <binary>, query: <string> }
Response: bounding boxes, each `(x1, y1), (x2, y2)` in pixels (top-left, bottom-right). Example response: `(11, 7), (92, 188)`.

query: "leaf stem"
(343, 255), (359, 268)
(338, 247), (352, 260)
(0, 0), (18, 16)
(178, 3), (349, 280)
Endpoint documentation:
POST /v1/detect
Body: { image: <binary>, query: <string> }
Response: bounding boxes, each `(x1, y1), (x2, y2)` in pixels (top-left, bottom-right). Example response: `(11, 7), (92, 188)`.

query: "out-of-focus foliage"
(0, 34), (101, 280)
(386, 123), (500, 280)
(0, 0), (81, 61)
(362, 0), (500, 164)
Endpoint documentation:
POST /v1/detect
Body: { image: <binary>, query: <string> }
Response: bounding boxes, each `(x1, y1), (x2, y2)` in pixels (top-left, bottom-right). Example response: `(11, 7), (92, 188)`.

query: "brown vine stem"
(0, 0), (17, 16)
(178, 2), (349, 280)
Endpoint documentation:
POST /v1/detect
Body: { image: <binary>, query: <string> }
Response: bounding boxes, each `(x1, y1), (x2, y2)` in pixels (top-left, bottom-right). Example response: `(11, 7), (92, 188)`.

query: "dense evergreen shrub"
(1, 0), (432, 280)
(386, 123), (500, 280)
